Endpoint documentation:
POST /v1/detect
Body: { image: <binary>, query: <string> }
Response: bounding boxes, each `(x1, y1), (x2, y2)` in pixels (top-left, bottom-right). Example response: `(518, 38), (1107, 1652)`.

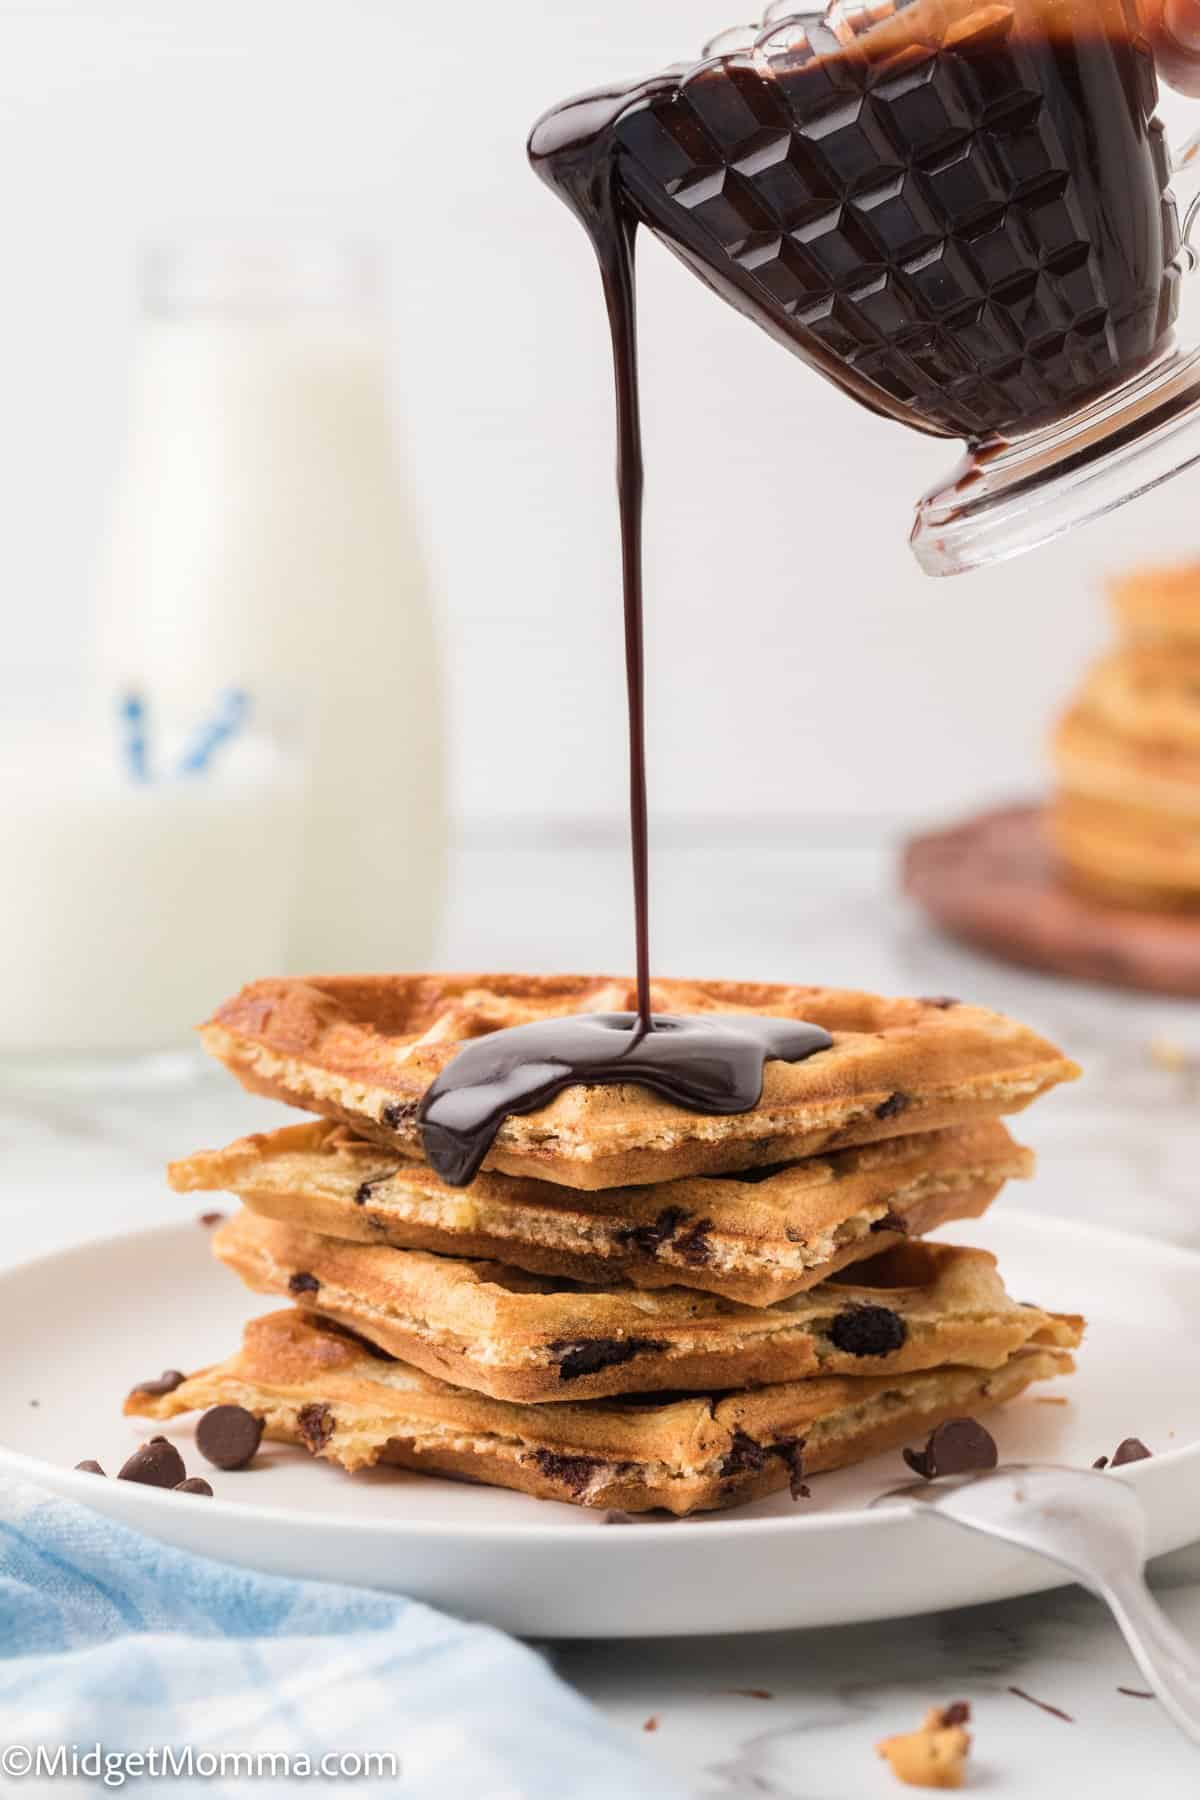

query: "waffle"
(171, 1119), (1027, 1307)
(1050, 567), (1200, 910)
(200, 976), (1078, 1190)
(211, 1213), (1081, 1404)
(125, 1309), (1078, 1515)
(1052, 705), (1200, 823)
(1080, 649), (1200, 751)
(1048, 794), (1200, 910)
(1110, 563), (1200, 647)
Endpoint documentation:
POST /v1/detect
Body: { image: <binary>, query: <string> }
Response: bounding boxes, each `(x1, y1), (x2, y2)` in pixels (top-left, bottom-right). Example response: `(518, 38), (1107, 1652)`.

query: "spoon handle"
(1102, 1575), (1200, 1746)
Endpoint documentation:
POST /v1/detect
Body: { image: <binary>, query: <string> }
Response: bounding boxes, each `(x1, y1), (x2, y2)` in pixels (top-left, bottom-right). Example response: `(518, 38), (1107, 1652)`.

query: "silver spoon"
(874, 1464), (1200, 1745)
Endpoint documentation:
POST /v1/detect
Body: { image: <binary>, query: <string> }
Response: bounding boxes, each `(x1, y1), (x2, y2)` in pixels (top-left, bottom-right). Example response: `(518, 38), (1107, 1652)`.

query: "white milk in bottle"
(94, 244), (445, 974)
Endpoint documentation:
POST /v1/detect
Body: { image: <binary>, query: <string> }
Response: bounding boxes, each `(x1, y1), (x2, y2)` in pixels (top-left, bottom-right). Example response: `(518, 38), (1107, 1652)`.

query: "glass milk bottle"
(94, 243), (445, 974)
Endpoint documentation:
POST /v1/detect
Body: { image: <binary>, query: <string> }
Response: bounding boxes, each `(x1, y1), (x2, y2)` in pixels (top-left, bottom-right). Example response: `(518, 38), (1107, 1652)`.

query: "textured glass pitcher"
(538, 0), (1200, 573)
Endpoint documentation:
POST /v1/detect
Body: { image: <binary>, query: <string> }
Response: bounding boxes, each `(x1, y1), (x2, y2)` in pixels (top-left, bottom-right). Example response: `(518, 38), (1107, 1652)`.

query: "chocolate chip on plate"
(197, 1211), (225, 1228)
(174, 1477), (214, 1496)
(902, 1417), (998, 1480)
(117, 1436), (188, 1488)
(134, 1369), (186, 1398)
(195, 1404), (264, 1471)
(1110, 1437), (1152, 1467)
(74, 1459), (106, 1476)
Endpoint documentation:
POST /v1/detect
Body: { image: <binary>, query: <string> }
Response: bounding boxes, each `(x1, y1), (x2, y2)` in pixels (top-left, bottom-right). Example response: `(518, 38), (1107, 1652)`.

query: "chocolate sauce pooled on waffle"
(418, 1012), (833, 1186)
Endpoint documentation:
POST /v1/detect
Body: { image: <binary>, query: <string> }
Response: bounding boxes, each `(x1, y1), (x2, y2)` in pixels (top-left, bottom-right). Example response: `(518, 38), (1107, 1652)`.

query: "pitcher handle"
(1176, 130), (1200, 265)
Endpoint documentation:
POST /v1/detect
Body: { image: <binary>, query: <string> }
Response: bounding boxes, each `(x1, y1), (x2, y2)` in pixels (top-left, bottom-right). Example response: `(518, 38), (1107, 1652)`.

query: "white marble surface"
(2, 837), (1198, 1796)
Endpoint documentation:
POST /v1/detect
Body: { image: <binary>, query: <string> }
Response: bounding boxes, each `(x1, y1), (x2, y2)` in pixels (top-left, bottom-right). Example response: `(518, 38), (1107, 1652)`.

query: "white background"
(3, 0), (1198, 835)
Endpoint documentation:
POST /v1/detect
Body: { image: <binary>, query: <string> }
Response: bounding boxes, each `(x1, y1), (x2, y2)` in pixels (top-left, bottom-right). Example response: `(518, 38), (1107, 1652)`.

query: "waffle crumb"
(877, 1704), (971, 1789)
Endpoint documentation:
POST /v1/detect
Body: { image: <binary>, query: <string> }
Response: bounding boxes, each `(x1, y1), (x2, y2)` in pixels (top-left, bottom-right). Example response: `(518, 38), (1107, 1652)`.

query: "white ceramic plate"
(0, 1212), (1194, 1638)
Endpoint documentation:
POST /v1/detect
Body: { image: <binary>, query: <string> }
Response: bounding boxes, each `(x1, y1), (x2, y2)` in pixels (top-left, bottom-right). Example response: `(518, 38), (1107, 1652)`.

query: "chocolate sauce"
(423, 8), (1181, 1180)
(525, 86), (670, 1034)
(413, 61), (837, 1189)
(418, 1012), (832, 1187)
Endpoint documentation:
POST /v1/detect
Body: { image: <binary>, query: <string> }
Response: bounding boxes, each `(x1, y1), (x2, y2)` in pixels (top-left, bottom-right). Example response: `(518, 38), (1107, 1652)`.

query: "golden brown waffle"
(1110, 563), (1200, 647)
(211, 1212), (1081, 1404)
(1049, 566), (1200, 910)
(126, 1309), (1078, 1515)
(1080, 649), (1200, 751)
(172, 1119), (1027, 1306)
(1052, 705), (1200, 823)
(1048, 794), (1200, 910)
(201, 976), (1078, 1190)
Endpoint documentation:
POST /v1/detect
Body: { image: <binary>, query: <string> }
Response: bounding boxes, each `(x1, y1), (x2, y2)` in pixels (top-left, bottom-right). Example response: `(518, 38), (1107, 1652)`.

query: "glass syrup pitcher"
(532, 0), (1200, 574)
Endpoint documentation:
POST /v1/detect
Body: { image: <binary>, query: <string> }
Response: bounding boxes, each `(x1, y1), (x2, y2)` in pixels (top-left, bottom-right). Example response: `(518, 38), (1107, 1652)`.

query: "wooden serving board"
(902, 803), (1200, 999)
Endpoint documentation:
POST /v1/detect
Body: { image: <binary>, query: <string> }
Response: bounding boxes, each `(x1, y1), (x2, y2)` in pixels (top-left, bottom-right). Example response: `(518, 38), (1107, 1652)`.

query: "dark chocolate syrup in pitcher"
(524, 6), (1177, 439)
(416, 81), (833, 1189)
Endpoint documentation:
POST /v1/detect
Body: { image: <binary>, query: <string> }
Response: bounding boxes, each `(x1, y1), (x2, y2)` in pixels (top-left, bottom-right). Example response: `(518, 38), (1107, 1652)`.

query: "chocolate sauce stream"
(530, 92), (653, 1029)
(412, 89), (834, 1189)
(606, 201), (651, 1033)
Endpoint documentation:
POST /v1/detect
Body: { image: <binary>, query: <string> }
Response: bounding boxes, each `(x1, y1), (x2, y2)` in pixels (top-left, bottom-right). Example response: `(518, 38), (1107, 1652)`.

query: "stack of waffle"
(1050, 563), (1200, 910)
(129, 975), (1083, 1514)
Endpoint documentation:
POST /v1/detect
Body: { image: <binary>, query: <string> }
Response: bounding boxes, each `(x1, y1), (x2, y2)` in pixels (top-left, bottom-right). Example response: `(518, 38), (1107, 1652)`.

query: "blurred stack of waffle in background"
(1050, 564), (1200, 911)
(129, 976), (1082, 1514)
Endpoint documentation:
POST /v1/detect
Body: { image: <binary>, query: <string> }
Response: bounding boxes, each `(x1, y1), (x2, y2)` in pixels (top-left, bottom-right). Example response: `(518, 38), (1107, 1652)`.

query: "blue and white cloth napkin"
(0, 1475), (689, 1798)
